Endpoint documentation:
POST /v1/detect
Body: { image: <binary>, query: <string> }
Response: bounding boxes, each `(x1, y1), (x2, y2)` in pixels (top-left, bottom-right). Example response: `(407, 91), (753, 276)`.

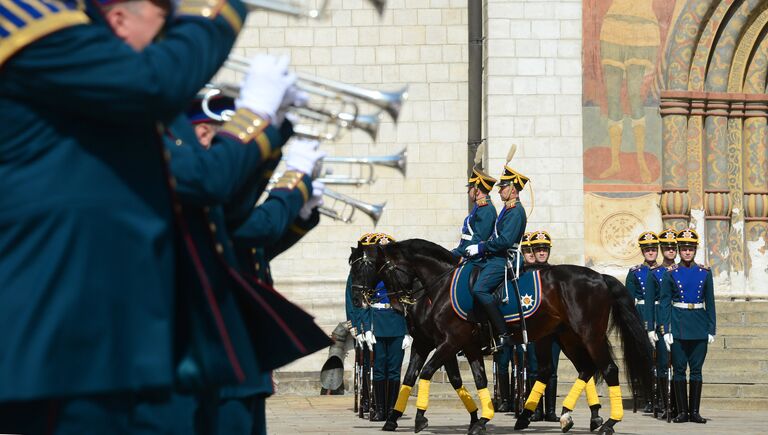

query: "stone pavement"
(265, 395), (762, 434)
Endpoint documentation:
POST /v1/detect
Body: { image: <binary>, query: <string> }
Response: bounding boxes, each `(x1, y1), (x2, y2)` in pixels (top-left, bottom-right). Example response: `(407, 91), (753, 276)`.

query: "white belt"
(673, 302), (704, 309)
(371, 303), (391, 309)
(461, 234), (472, 240)
(635, 300), (660, 305)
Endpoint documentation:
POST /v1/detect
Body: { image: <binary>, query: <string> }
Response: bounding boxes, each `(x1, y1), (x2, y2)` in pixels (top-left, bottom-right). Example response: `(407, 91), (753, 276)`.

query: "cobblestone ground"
(266, 395), (761, 434)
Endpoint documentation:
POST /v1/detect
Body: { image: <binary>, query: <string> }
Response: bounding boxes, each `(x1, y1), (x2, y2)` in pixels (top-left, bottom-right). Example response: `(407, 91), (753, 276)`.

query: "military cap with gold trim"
(359, 232), (396, 246)
(529, 230), (552, 247)
(637, 231), (659, 247)
(658, 228), (677, 246)
(497, 144), (530, 191)
(467, 167), (497, 193)
(520, 232), (534, 252)
(676, 228), (699, 247)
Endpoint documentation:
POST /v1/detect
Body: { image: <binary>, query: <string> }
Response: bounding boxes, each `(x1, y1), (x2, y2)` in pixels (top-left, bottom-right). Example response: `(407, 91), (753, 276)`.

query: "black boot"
(360, 376), (369, 417)
(496, 374), (511, 412)
(387, 380), (400, 419)
(672, 380), (689, 423)
(658, 378), (670, 419)
(688, 380), (706, 423)
(480, 302), (511, 348)
(544, 376), (559, 421)
(371, 380), (386, 421)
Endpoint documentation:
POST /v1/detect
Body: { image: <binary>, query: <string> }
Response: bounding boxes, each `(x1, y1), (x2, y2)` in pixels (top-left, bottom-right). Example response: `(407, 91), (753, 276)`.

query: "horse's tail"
(603, 274), (654, 399)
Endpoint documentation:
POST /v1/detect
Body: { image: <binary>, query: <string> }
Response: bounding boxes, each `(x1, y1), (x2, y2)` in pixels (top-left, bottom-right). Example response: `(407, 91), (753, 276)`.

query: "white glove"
(284, 138), (325, 175)
(299, 180), (324, 220)
(355, 333), (365, 348)
(364, 330), (376, 351)
(708, 334), (715, 344)
(663, 333), (673, 352)
(402, 334), (413, 350)
(647, 331), (658, 344)
(274, 86), (309, 125)
(464, 244), (479, 257)
(235, 54), (296, 122)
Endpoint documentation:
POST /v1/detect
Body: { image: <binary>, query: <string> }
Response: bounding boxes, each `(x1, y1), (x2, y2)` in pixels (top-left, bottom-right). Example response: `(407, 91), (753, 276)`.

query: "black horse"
(349, 239), (653, 435)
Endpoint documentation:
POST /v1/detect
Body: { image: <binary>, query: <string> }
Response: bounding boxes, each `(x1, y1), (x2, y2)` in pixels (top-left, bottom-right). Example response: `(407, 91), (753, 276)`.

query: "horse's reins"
(378, 258), (467, 305)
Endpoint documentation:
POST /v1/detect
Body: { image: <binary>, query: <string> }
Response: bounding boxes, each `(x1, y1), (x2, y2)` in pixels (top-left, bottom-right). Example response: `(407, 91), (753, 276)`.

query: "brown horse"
(349, 239), (653, 435)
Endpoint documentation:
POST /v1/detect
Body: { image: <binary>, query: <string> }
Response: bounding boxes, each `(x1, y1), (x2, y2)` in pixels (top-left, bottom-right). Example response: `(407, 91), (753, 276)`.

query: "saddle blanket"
(450, 263), (542, 323)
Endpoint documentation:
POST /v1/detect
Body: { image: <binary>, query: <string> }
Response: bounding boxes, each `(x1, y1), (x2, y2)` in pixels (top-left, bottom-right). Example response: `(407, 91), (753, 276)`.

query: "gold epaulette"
(0, 0), (89, 66)
(476, 198), (488, 206)
(629, 264), (643, 272)
(176, 0), (243, 32)
(272, 170), (309, 202)
(697, 263), (711, 271)
(218, 108), (270, 157)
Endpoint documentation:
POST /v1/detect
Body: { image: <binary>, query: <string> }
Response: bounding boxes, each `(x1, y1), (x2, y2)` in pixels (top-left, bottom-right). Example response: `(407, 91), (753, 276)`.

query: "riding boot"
(480, 302), (511, 347)
(658, 378), (669, 419)
(672, 380), (689, 423)
(360, 376), (370, 416)
(496, 374), (511, 412)
(371, 380), (387, 421)
(387, 380), (400, 419)
(688, 380), (706, 423)
(544, 376), (559, 421)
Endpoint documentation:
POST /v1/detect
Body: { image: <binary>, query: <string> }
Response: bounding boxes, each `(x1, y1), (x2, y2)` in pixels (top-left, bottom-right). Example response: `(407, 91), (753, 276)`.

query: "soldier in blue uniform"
(659, 228), (717, 424)
(625, 231), (660, 413)
(645, 228), (678, 418)
(464, 163), (529, 347)
(451, 168), (497, 261)
(529, 230), (562, 422)
(0, 0), (254, 431)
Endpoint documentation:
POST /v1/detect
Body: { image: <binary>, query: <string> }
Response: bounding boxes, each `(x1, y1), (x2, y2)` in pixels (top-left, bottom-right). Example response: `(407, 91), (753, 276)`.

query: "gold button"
(251, 248), (256, 254)
(246, 127), (255, 134)
(201, 7), (211, 17)
(215, 243), (224, 254)
(252, 119), (262, 127)
(238, 133), (246, 140)
(175, 139), (182, 146)
(209, 222), (217, 232)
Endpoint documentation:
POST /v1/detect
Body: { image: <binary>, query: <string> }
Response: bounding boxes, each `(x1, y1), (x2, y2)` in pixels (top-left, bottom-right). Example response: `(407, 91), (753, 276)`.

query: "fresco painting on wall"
(583, 0), (678, 191)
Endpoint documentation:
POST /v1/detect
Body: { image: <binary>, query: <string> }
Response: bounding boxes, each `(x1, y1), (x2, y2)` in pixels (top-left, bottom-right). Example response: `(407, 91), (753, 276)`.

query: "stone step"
(718, 310), (768, 325)
(723, 335), (768, 349)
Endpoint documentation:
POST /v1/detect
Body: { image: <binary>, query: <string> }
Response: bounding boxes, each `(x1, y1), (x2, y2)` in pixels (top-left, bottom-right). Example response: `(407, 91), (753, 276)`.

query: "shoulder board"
(668, 264), (679, 271)
(477, 198), (488, 206)
(629, 264), (643, 272)
(0, 0), (90, 67)
(696, 263), (711, 271)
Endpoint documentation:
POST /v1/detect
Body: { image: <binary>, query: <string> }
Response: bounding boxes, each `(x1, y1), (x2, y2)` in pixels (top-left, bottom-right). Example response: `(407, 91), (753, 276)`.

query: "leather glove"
(708, 334), (715, 344)
(402, 334), (413, 350)
(235, 54), (296, 122)
(299, 180), (324, 220)
(355, 333), (365, 348)
(647, 331), (658, 344)
(364, 330), (376, 351)
(284, 138), (325, 175)
(464, 244), (479, 257)
(663, 333), (673, 352)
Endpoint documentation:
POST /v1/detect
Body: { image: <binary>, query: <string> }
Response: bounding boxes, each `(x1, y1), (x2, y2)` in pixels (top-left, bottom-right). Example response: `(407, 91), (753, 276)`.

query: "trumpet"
(320, 188), (385, 225)
(243, 0), (386, 19)
(226, 54), (408, 123)
(317, 148), (407, 186)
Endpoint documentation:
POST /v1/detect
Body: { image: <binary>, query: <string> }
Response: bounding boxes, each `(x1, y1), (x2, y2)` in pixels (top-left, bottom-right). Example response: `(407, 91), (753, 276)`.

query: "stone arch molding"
(660, 0), (768, 296)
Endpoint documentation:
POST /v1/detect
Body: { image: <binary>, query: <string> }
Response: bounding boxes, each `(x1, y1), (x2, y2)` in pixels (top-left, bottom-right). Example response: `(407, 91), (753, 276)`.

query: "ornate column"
(660, 93), (691, 230)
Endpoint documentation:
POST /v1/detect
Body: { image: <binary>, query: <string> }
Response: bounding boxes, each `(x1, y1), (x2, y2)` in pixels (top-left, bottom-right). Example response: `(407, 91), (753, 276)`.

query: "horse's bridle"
(377, 256), (465, 306)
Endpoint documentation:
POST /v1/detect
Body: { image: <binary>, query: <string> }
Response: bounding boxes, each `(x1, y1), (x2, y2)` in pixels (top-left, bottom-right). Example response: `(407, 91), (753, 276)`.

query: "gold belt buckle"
(687, 303), (694, 309)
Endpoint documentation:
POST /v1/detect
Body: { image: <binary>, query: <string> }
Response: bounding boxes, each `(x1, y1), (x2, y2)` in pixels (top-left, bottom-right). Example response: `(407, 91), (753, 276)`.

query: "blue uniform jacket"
(478, 201), (527, 261)
(451, 199), (497, 258)
(345, 274), (366, 335)
(624, 263), (657, 330)
(643, 264), (672, 331)
(360, 282), (408, 338)
(0, 2), (246, 401)
(659, 263), (717, 340)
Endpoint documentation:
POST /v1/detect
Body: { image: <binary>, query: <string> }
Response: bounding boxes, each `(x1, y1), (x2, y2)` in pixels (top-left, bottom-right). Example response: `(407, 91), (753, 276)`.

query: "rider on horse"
(451, 167), (497, 262)
(464, 162), (529, 348)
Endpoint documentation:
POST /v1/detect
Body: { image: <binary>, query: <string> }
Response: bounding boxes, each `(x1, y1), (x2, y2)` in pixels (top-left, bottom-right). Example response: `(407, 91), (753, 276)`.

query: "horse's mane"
(390, 238), (457, 265)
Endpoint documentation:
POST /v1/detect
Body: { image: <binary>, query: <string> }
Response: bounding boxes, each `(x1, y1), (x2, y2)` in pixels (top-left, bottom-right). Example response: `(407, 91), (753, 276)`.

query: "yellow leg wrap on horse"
(608, 385), (623, 421)
(585, 377), (600, 406)
(415, 379), (431, 411)
(562, 378), (587, 410)
(394, 384), (413, 413)
(524, 380), (547, 411)
(477, 388), (495, 420)
(455, 386), (478, 413)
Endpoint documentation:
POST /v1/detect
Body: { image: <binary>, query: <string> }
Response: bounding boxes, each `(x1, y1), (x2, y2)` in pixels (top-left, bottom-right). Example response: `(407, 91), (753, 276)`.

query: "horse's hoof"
(514, 417), (531, 431)
(597, 426), (615, 435)
(414, 414), (429, 433)
(590, 416), (604, 432)
(559, 412), (574, 433)
(467, 419), (487, 435)
(382, 420), (398, 431)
